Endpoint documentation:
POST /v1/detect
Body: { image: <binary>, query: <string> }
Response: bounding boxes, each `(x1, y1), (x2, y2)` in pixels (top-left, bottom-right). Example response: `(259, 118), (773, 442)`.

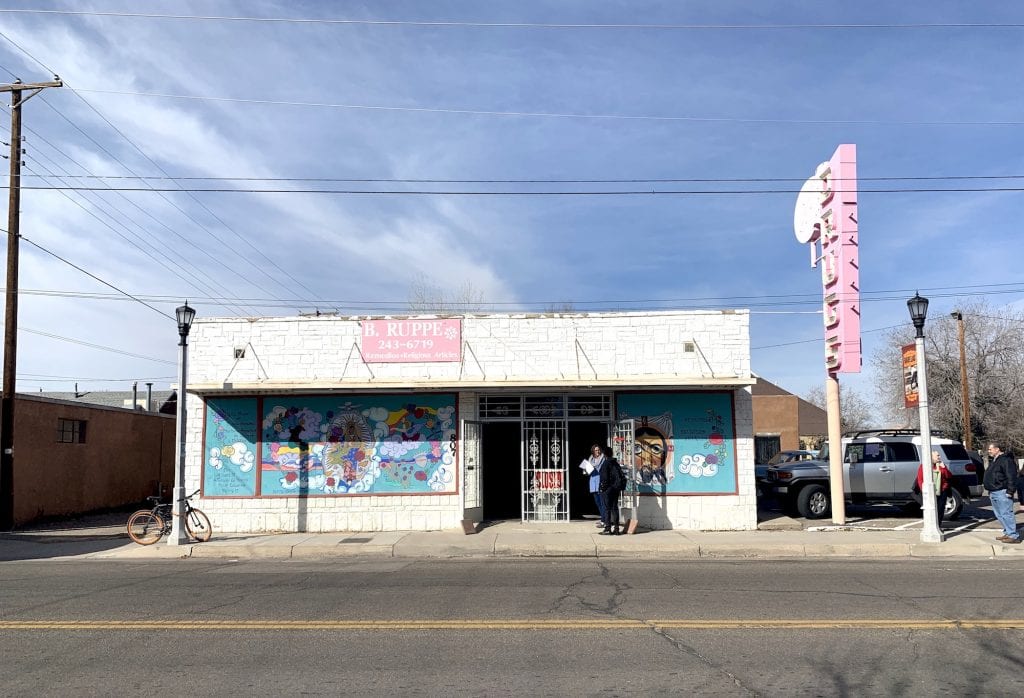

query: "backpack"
(610, 459), (626, 491)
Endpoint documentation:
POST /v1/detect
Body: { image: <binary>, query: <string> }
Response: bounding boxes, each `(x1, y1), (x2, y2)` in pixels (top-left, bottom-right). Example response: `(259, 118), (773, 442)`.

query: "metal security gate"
(462, 420), (482, 510)
(522, 419), (568, 522)
(611, 419), (637, 520)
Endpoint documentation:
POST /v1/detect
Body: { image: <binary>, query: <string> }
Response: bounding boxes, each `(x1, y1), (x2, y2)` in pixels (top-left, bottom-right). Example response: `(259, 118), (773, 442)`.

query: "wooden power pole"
(0, 77), (62, 530)
(951, 311), (972, 450)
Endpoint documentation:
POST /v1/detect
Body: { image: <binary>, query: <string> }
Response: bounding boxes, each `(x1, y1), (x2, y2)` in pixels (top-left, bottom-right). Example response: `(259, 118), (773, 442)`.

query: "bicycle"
(126, 489), (213, 545)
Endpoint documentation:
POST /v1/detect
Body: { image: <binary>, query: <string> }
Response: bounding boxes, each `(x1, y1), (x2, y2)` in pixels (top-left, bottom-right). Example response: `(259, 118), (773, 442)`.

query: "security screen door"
(462, 420), (482, 510)
(522, 419), (568, 522)
(611, 419), (637, 516)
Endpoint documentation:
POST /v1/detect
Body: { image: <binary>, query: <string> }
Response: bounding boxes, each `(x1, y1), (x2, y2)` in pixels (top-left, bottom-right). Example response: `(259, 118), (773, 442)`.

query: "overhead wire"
(18, 153), (252, 317)
(4, 184), (1024, 195)
(5, 101), (273, 316)
(19, 236), (172, 321)
(7, 280), (1024, 312)
(13, 173), (1024, 184)
(20, 327), (177, 364)
(18, 157), (250, 317)
(1, 9), (1022, 30)
(67, 88), (1024, 127)
(0, 63), (259, 318)
(0, 33), (323, 308)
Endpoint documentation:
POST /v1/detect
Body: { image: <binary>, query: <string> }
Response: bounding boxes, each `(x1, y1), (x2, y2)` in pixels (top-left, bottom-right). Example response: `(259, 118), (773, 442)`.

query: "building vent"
(233, 347), (246, 359)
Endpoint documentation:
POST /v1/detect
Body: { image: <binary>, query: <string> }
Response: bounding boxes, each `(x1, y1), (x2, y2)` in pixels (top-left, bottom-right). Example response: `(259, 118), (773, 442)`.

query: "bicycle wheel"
(185, 508), (213, 542)
(127, 511), (164, 545)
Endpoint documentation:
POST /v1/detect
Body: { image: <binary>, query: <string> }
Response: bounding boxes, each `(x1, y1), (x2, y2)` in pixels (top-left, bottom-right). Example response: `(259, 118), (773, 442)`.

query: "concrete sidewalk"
(3, 518), (1024, 562)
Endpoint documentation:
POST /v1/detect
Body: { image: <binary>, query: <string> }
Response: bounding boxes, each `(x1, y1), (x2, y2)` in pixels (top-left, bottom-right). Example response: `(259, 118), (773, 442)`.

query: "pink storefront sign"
(360, 319), (462, 363)
(794, 144), (862, 375)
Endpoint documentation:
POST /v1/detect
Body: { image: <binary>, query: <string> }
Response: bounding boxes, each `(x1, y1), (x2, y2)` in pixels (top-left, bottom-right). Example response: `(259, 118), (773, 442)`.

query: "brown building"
(751, 376), (827, 463)
(8, 394), (175, 526)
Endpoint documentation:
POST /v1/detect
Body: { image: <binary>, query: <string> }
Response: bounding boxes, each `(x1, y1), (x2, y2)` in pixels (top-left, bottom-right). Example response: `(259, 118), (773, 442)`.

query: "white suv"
(765, 429), (981, 519)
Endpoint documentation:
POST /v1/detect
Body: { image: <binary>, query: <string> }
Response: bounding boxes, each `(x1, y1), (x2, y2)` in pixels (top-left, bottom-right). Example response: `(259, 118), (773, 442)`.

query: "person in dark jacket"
(598, 447), (626, 535)
(984, 441), (1019, 543)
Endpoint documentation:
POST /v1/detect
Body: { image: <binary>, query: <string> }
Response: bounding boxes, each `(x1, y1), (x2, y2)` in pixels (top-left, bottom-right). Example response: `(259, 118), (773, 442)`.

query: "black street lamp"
(907, 292), (942, 543)
(907, 292), (929, 339)
(169, 302), (195, 545)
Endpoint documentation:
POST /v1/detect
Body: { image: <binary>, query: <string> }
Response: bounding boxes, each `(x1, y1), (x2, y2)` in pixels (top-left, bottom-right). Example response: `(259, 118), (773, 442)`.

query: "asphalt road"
(2, 557), (1023, 696)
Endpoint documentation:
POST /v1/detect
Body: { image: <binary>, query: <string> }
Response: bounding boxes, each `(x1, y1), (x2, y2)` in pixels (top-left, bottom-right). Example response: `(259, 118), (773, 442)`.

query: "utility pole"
(0, 77), (62, 530)
(951, 311), (972, 450)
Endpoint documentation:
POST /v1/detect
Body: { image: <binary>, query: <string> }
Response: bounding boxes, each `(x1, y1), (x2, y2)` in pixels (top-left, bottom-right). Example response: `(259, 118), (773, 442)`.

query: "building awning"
(186, 375), (756, 395)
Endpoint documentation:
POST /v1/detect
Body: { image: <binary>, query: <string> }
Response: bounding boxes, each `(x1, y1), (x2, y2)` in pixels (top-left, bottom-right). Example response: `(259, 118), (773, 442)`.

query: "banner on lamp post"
(902, 343), (919, 409)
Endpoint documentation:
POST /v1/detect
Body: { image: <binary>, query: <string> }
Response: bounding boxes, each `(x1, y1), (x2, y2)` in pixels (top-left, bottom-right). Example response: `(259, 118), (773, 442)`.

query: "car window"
(845, 443), (885, 462)
(863, 443), (886, 462)
(940, 444), (969, 460)
(888, 442), (919, 461)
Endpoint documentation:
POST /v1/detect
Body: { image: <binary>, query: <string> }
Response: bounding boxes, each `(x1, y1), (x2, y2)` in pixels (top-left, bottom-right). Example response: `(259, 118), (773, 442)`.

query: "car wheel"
(943, 489), (964, 520)
(797, 484), (831, 519)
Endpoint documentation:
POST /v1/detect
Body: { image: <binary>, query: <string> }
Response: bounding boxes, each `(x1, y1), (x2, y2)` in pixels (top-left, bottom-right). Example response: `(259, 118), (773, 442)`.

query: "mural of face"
(634, 425), (668, 485)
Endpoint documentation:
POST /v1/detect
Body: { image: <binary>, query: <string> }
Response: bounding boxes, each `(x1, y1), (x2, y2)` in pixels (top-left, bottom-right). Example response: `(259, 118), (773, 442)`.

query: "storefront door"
(462, 420), (483, 513)
(522, 419), (568, 522)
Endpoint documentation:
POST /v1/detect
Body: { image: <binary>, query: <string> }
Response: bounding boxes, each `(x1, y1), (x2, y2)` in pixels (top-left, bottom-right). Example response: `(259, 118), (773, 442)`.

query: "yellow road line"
(2, 619), (1024, 630)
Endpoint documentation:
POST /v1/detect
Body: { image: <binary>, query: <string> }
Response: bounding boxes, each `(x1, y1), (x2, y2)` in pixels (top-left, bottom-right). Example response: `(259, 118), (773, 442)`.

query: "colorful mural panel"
(617, 392), (736, 495)
(260, 394), (457, 496)
(203, 397), (259, 496)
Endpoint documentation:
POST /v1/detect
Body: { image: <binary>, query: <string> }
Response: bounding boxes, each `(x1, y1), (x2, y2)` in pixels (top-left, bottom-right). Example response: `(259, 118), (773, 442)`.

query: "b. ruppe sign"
(794, 144), (862, 374)
(902, 343), (919, 408)
(361, 319), (462, 363)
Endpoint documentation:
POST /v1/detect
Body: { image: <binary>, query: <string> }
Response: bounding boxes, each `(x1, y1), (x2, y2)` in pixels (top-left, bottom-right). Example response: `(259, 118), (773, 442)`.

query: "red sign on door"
(533, 472), (564, 491)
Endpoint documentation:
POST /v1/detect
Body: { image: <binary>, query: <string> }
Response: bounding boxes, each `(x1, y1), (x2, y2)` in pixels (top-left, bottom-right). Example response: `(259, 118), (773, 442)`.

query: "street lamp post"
(169, 302), (195, 546)
(908, 293), (943, 543)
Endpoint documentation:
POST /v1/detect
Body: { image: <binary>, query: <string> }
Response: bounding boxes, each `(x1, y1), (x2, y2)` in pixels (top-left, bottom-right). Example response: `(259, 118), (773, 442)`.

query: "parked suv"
(764, 430), (981, 520)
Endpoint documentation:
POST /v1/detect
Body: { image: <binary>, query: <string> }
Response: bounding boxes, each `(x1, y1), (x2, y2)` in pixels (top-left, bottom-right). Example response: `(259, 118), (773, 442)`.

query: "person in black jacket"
(598, 447), (626, 535)
(984, 441), (1019, 543)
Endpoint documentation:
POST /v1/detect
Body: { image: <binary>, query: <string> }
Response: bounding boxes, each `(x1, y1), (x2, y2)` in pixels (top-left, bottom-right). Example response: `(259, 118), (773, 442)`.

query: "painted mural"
(260, 394), (457, 496)
(617, 392), (736, 495)
(204, 397), (259, 496)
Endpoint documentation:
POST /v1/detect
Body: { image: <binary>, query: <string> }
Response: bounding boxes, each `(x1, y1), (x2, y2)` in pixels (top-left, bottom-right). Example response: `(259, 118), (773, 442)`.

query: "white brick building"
(184, 310), (756, 532)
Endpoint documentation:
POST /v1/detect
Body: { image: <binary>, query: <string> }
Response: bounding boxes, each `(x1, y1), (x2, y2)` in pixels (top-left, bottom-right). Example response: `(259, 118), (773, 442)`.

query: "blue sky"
(1, 1), (1023, 399)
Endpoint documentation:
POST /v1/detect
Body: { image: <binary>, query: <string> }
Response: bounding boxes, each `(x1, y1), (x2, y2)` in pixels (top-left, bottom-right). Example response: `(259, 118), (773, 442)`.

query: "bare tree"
(407, 272), (485, 313)
(805, 383), (876, 434)
(870, 299), (1024, 451)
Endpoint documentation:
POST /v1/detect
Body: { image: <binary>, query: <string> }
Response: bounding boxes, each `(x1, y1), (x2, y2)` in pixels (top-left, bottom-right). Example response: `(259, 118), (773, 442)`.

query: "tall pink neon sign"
(794, 144), (861, 374)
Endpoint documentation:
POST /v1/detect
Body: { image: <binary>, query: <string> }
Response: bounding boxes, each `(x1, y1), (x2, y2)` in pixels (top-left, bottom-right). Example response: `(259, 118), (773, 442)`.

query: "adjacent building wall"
(13, 395), (175, 525)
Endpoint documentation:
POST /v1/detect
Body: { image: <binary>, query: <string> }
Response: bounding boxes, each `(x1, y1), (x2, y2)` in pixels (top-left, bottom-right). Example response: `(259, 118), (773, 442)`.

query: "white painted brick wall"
(185, 311), (754, 532)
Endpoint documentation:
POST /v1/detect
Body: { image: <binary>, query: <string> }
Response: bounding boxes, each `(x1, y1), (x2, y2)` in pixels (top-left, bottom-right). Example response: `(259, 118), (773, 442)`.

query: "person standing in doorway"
(984, 441), (1020, 544)
(599, 446), (626, 535)
(915, 450), (951, 528)
(586, 444), (608, 528)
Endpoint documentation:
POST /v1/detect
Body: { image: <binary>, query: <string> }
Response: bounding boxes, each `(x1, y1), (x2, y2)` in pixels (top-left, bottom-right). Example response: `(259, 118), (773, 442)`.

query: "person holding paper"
(585, 444), (608, 528)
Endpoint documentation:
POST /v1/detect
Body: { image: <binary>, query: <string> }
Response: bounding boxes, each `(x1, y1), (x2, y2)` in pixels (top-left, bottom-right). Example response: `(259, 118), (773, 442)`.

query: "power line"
(19, 372), (175, 381)
(20, 327), (176, 364)
(5, 184), (1024, 195)
(1, 9), (1022, 30)
(18, 155), (252, 318)
(752, 324), (904, 350)
(0, 96), (261, 317)
(68, 88), (1024, 126)
(0, 33), (323, 308)
(18, 235), (173, 320)
(7, 280), (1024, 311)
(13, 173), (1024, 184)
